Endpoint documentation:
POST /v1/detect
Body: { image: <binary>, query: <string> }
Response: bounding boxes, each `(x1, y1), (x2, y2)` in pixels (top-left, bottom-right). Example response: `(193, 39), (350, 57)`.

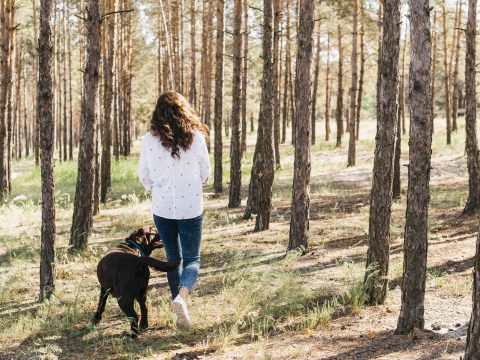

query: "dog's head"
(126, 226), (163, 256)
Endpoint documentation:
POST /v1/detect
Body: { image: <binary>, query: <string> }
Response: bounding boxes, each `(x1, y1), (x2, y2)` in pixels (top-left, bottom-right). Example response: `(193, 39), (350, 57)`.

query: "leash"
(127, 239), (146, 257)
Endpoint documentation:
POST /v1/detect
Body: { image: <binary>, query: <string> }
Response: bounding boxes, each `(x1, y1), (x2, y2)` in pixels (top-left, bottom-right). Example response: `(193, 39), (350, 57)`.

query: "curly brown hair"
(150, 91), (209, 158)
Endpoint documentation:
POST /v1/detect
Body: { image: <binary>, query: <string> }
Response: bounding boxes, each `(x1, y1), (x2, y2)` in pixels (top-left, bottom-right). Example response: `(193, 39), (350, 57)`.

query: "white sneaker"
(172, 295), (191, 330)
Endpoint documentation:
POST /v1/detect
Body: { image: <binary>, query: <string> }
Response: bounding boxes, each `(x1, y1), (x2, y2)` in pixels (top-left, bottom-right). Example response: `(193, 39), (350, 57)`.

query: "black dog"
(92, 226), (179, 336)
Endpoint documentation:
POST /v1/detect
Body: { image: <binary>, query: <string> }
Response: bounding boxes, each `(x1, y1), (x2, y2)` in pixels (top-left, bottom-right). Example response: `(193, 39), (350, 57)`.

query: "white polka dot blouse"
(138, 130), (211, 219)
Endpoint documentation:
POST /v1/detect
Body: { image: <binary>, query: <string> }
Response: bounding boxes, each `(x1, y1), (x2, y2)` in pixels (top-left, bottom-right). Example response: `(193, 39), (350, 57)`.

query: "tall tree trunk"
(240, 0), (248, 157)
(466, 226), (480, 359)
(463, 0), (479, 215)
(325, 32), (331, 142)
(67, 0), (73, 160)
(310, 24), (320, 145)
(189, 0), (196, 106)
(287, 0), (314, 252)
(442, 0), (451, 145)
(213, 0), (224, 194)
(201, 0), (214, 131)
(0, 0), (14, 198)
(38, 0), (56, 301)
(228, 0), (242, 207)
(244, 0), (275, 227)
(395, 0), (433, 334)
(62, 0), (67, 162)
(335, 25), (343, 147)
(347, 0), (358, 167)
(281, 0), (291, 144)
(364, 0), (401, 306)
(355, 1), (365, 141)
(451, 0), (462, 133)
(393, 22), (407, 200)
(375, 3), (382, 128)
(431, 11), (437, 134)
(70, 0), (101, 250)
(32, 0), (40, 166)
(100, 0), (115, 204)
(273, 0), (281, 168)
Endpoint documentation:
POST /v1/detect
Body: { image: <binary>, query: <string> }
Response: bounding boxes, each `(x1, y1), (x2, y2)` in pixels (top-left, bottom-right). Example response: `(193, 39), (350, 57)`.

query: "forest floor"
(0, 117), (476, 360)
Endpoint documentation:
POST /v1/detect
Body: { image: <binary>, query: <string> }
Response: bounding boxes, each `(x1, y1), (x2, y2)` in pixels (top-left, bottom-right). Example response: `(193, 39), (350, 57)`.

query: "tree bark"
(70, 0), (101, 250)
(32, 0), (40, 166)
(213, 0), (224, 194)
(355, 1), (365, 141)
(431, 11), (437, 134)
(364, 0), (401, 306)
(463, 0), (479, 215)
(228, 0), (242, 207)
(465, 224), (480, 359)
(241, 0), (249, 157)
(273, 0), (281, 168)
(310, 24), (320, 145)
(442, 0), (451, 145)
(67, 0), (73, 160)
(375, 3), (382, 129)
(325, 32), (331, 142)
(335, 25), (343, 148)
(100, 0), (115, 203)
(38, 0), (56, 302)
(347, 0), (358, 167)
(395, 0), (433, 334)
(281, 0), (291, 144)
(393, 23), (407, 200)
(451, 0), (462, 133)
(189, 0), (196, 106)
(287, 0), (314, 252)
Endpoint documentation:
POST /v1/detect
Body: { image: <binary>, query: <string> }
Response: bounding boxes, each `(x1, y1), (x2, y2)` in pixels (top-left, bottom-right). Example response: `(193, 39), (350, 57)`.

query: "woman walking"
(139, 91), (211, 330)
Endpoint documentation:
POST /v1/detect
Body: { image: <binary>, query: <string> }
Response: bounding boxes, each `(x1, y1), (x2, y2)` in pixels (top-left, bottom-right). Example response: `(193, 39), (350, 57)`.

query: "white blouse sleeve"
(138, 135), (154, 192)
(197, 131), (211, 184)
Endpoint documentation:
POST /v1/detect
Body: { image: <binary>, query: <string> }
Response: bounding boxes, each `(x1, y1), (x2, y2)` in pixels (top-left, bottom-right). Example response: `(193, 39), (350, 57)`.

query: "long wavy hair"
(150, 91), (209, 158)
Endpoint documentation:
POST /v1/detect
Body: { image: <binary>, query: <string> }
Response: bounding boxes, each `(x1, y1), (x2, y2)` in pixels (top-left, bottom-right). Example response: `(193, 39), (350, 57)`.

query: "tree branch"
(101, 9), (135, 21)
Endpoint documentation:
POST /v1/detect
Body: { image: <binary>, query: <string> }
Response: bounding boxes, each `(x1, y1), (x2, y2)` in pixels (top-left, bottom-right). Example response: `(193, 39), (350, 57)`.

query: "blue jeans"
(153, 214), (203, 299)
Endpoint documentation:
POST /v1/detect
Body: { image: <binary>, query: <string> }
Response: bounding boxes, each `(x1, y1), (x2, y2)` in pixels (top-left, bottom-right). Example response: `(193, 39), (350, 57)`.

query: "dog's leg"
(118, 296), (140, 336)
(137, 289), (148, 329)
(92, 287), (110, 325)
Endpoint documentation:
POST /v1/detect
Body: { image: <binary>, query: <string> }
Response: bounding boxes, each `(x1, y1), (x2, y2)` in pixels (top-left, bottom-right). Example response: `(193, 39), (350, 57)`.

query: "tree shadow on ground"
(319, 329), (463, 360)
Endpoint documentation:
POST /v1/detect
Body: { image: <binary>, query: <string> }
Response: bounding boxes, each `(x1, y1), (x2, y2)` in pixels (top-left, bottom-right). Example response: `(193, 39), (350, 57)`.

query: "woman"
(138, 91), (211, 330)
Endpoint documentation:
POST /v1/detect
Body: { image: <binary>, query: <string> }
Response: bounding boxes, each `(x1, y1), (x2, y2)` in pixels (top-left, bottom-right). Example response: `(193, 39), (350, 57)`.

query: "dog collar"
(127, 239), (145, 257)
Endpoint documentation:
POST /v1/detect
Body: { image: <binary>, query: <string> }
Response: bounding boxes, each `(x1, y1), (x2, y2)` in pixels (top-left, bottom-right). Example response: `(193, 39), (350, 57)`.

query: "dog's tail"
(140, 257), (180, 272)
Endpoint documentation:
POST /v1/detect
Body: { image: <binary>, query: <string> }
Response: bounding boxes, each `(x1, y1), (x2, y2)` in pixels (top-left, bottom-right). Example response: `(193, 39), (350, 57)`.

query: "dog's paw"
(140, 321), (148, 330)
(92, 313), (102, 326)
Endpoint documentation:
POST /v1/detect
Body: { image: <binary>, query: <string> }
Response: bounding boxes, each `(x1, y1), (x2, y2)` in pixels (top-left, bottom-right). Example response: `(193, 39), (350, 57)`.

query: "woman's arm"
(138, 135), (154, 191)
(197, 131), (211, 184)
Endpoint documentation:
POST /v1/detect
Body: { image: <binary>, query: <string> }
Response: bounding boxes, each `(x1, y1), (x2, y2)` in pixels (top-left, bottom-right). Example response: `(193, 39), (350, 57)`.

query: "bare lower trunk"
(310, 27), (320, 145)
(393, 23), (407, 200)
(100, 0), (115, 203)
(466, 224), (480, 359)
(347, 0), (358, 167)
(229, 0), (242, 207)
(213, 0), (224, 194)
(240, 0), (248, 156)
(463, 0), (479, 215)
(396, 0), (433, 334)
(288, 0), (314, 252)
(335, 26), (343, 147)
(356, 3), (365, 141)
(325, 33), (331, 142)
(70, 0), (101, 250)
(273, 0), (281, 168)
(442, 0), (451, 145)
(38, 0), (56, 301)
(364, 0), (401, 305)
(254, 0), (275, 231)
